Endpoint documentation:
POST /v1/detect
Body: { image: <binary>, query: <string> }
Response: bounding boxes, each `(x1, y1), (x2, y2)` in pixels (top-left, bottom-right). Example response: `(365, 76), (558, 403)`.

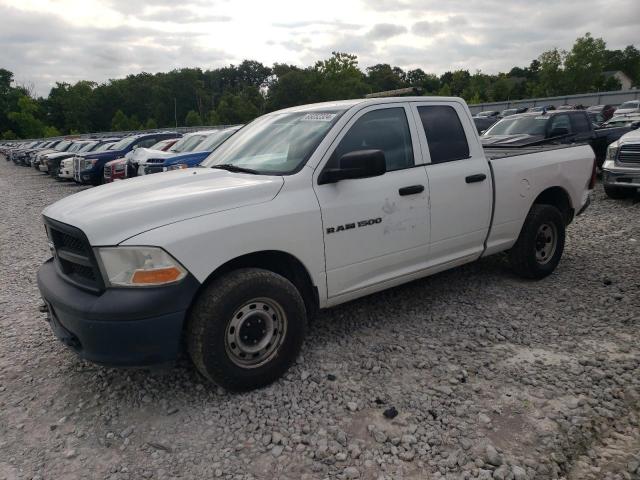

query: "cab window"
(329, 108), (414, 171)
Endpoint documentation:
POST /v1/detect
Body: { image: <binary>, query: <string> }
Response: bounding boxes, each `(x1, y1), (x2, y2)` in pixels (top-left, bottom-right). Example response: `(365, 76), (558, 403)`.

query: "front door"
(313, 104), (430, 298)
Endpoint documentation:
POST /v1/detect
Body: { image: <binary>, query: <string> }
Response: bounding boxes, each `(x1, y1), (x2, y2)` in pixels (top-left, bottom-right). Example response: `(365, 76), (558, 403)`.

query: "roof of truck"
(276, 96), (465, 113)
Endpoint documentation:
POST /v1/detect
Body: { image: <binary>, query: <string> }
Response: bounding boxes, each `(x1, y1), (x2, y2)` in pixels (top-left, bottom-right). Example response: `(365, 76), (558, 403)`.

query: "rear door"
(313, 103), (430, 298)
(409, 101), (493, 264)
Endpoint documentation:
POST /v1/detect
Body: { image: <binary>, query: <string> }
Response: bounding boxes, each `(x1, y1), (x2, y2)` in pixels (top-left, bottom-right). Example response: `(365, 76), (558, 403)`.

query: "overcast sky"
(1, 0), (638, 96)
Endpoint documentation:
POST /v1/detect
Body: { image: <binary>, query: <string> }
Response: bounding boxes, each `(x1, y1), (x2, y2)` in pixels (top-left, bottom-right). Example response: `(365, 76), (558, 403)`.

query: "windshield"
(79, 141), (98, 152)
(201, 111), (343, 174)
(111, 136), (137, 150)
(68, 143), (84, 152)
(54, 140), (72, 151)
(195, 129), (237, 151)
(619, 101), (639, 109)
(484, 116), (548, 136)
(172, 134), (207, 153)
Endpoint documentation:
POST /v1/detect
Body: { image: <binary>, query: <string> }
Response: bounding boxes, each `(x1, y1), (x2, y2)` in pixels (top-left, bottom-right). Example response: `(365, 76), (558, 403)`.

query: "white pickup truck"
(37, 97), (595, 390)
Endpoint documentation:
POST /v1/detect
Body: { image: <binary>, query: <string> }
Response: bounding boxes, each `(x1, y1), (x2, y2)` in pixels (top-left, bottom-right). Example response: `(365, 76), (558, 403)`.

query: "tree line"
(1, 33), (639, 139)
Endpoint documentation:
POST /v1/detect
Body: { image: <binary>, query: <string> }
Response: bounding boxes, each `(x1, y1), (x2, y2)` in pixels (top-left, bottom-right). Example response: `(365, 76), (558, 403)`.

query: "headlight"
(95, 246), (187, 287)
(606, 144), (619, 161)
(114, 164), (125, 172)
(167, 163), (188, 171)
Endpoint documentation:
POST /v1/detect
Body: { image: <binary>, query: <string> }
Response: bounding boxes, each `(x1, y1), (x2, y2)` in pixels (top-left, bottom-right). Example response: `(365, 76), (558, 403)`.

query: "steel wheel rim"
(225, 298), (287, 369)
(535, 222), (557, 264)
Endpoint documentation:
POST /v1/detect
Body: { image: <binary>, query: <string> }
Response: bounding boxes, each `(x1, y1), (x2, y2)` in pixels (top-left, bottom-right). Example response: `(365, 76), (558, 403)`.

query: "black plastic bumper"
(37, 258), (201, 366)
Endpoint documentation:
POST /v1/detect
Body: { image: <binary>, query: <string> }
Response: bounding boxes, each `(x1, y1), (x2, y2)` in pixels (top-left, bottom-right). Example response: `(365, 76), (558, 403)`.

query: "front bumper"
(603, 168), (640, 189)
(37, 258), (201, 366)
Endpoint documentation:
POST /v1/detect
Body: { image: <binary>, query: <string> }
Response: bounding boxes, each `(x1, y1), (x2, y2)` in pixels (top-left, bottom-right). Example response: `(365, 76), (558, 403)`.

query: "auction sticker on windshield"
(300, 113), (337, 122)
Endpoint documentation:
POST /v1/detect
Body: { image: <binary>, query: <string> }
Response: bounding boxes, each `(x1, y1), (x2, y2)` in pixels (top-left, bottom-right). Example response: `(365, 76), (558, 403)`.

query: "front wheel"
(187, 268), (307, 391)
(509, 204), (565, 279)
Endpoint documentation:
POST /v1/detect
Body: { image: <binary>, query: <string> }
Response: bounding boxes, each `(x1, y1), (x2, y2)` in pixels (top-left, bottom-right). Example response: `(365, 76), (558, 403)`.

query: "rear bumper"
(37, 258), (201, 366)
(603, 169), (640, 189)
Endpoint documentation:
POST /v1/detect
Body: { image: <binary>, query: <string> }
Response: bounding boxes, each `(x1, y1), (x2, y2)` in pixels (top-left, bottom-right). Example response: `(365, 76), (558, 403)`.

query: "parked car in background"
(33, 140), (76, 170)
(529, 105), (556, 113)
(587, 104), (616, 122)
(50, 139), (118, 180)
(74, 132), (180, 185)
(614, 100), (640, 115)
(37, 96), (595, 391)
(124, 132), (209, 178)
(40, 140), (93, 174)
(472, 116), (498, 134)
(482, 109), (633, 166)
(137, 127), (241, 176)
(149, 138), (180, 152)
(59, 140), (120, 181)
(501, 107), (528, 117)
(475, 110), (500, 119)
(602, 129), (640, 198)
(601, 114), (640, 129)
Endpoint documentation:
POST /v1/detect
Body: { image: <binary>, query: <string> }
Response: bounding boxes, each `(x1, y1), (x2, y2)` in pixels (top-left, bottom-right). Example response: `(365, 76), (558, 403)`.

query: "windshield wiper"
(211, 164), (259, 174)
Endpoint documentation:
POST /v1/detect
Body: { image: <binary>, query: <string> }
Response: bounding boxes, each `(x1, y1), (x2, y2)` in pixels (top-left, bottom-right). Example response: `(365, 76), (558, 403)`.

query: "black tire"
(603, 184), (631, 199)
(187, 268), (307, 391)
(509, 204), (565, 279)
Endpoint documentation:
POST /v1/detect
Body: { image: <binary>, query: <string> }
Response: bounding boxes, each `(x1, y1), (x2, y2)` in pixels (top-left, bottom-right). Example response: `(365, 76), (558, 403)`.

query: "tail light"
(588, 158), (597, 189)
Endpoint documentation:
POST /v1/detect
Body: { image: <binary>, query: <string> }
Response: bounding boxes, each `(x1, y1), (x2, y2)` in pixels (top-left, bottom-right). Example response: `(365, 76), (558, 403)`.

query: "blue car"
(140, 127), (240, 175)
(74, 132), (180, 185)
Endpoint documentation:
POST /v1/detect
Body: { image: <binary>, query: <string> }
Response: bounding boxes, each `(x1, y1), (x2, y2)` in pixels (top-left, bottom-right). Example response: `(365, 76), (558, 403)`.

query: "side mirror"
(318, 149), (386, 185)
(132, 144), (139, 150)
(549, 127), (570, 137)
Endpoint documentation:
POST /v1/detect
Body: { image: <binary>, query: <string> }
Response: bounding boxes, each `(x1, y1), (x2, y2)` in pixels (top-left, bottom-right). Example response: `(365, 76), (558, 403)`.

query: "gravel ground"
(0, 157), (639, 480)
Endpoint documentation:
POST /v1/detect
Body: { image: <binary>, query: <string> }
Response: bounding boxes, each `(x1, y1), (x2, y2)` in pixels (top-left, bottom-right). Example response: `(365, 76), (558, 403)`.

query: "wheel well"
(532, 187), (573, 225)
(199, 251), (319, 317)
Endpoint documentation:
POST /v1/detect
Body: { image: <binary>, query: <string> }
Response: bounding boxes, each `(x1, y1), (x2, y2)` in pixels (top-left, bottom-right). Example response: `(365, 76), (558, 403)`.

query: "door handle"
(398, 185), (424, 196)
(465, 174), (486, 183)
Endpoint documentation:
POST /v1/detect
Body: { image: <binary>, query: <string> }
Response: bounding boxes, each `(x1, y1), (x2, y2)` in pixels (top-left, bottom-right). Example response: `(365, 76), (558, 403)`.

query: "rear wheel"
(187, 268), (307, 391)
(604, 184), (632, 199)
(509, 204), (565, 279)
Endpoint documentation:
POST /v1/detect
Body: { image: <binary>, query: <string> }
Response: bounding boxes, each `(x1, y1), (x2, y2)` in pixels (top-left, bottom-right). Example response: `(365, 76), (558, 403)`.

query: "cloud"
(0, 0), (638, 97)
(366, 23), (407, 41)
(0, 4), (231, 95)
(140, 6), (231, 23)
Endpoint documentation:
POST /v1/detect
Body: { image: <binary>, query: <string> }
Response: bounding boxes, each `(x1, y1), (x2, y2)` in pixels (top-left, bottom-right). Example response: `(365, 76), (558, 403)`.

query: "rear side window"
(570, 113), (591, 133)
(417, 106), (469, 164)
(330, 107), (414, 171)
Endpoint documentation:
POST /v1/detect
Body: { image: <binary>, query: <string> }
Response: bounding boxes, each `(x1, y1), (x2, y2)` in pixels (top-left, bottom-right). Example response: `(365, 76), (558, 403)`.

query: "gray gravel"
(1, 158), (639, 480)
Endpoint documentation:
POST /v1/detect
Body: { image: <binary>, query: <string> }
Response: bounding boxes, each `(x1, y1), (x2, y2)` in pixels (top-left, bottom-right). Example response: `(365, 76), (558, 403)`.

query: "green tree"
(43, 125), (61, 137)
(533, 48), (566, 96)
(145, 118), (158, 129)
(184, 110), (203, 126)
(564, 33), (607, 93)
(111, 109), (130, 131)
(7, 95), (45, 138)
(2, 130), (17, 139)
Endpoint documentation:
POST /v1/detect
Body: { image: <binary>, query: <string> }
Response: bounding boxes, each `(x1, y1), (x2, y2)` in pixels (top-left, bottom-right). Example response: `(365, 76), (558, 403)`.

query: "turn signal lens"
(95, 246), (187, 287)
(131, 267), (183, 284)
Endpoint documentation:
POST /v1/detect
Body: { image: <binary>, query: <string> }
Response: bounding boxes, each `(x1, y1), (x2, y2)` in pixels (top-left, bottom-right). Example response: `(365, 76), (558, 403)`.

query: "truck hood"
(481, 134), (545, 146)
(129, 147), (175, 163)
(618, 128), (640, 143)
(42, 168), (284, 245)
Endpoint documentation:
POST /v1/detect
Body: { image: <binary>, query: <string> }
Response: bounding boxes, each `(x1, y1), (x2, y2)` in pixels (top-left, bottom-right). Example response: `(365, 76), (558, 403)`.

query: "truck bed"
(483, 143), (589, 160)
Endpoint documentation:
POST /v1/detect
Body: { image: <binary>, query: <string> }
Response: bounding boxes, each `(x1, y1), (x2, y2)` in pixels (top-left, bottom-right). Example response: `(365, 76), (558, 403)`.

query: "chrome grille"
(104, 164), (112, 179)
(618, 144), (640, 164)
